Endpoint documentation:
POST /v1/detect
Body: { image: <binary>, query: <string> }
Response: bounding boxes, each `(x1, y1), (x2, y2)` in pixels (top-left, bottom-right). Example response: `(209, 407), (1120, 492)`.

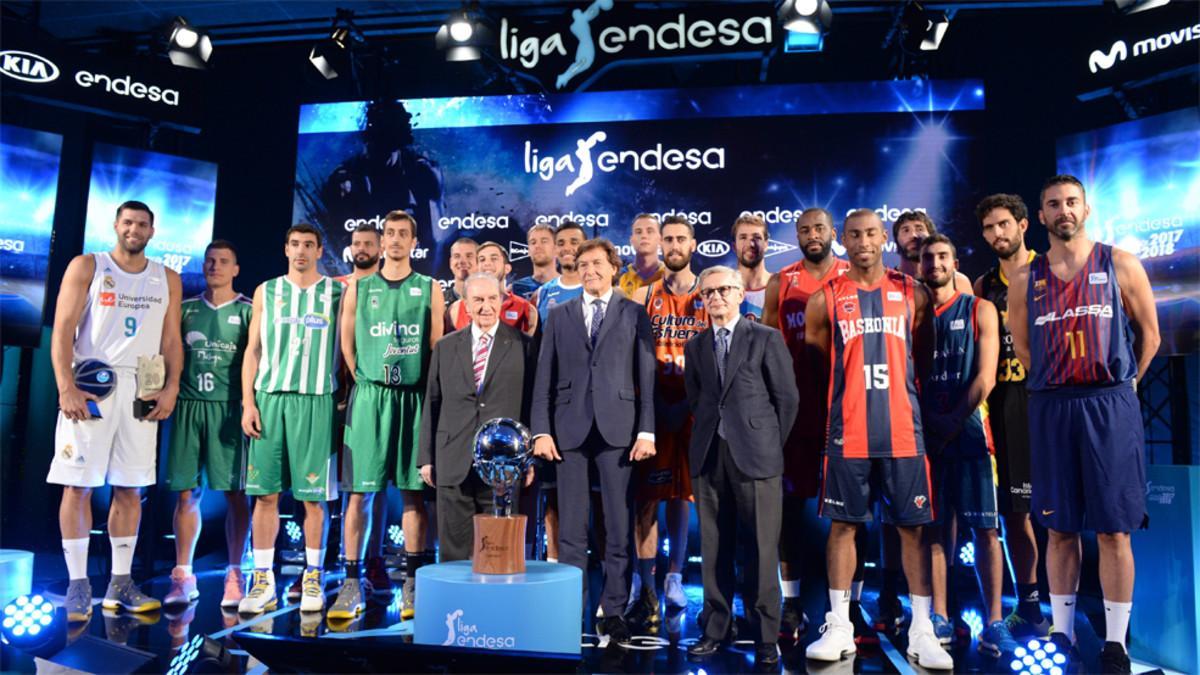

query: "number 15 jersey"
(823, 270), (925, 459)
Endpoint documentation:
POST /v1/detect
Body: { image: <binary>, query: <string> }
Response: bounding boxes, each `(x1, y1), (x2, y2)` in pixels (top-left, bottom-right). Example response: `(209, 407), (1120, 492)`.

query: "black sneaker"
(873, 593), (905, 634)
(779, 597), (807, 643)
(624, 587), (661, 633)
(850, 600), (877, 644)
(1099, 642), (1131, 674)
(603, 615), (633, 647)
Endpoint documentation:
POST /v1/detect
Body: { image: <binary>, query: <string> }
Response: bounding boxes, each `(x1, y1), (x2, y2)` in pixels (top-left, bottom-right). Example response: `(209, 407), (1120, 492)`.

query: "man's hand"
(242, 402), (263, 439)
(630, 438), (656, 462)
(58, 385), (98, 422)
(524, 465), (535, 488)
(533, 435), (561, 462)
(420, 464), (436, 488)
(144, 384), (179, 421)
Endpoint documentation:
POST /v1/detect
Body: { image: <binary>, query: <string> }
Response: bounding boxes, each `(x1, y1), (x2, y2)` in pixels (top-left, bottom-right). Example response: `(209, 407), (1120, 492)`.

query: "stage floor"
(0, 559), (1179, 674)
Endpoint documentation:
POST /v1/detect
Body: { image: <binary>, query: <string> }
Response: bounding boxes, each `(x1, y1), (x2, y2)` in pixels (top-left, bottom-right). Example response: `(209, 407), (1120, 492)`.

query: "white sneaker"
(805, 612), (856, 661)
(907, 626), (954, 670)
(299, 568), (325, 613)
(664, 572), (687, 610)
(238, 570), (277, 615)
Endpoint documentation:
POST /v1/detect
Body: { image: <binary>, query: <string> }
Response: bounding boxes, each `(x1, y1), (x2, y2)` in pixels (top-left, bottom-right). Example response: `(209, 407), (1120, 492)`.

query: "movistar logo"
(1089, 40), (1127, 73)
(1088, 22), (1200, 75)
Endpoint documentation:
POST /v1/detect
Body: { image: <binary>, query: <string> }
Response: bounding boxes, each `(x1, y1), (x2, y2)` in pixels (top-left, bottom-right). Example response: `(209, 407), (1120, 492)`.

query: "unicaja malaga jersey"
(74, 252), (169, 371)
(354, 272), (433, 387)
(255, 276), (343, 395)
(179, 294), (253, 401)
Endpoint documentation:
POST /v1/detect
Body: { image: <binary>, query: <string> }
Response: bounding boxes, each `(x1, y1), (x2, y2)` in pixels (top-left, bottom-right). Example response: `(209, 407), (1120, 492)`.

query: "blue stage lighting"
(784, 31), (824, 52)
(284, 519), (303, 544)
(1009, 639), (1068, 675)
(388, 524), (404, 548)
(661, 538), (670, 556)
(166, 633), (234, 674)
(960, 608), (984, 638)
(0, 595), (63, 657)
(959, 541), (975, 566)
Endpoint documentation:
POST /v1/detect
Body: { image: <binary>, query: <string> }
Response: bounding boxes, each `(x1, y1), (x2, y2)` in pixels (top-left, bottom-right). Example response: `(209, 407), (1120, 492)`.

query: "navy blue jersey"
(511, 275), (544, 300)
(928, 292), (993, 458)
(1026, 244), (1137, 391)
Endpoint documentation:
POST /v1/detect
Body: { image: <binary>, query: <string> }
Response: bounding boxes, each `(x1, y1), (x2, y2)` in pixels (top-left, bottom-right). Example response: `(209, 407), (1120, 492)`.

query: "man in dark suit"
(418, 273), (536, 562)
(531, 238), (657, 646)
(684, 265), (799, 668)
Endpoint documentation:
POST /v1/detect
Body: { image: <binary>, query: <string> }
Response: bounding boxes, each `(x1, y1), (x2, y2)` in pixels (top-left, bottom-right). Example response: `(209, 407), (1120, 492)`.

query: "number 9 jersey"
(74, 251), (170, 371)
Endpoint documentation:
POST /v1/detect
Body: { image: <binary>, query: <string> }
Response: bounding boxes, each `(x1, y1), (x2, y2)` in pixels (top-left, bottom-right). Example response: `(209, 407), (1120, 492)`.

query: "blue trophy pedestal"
(0, 550), (34, 606)
(413, 561), (582, 656)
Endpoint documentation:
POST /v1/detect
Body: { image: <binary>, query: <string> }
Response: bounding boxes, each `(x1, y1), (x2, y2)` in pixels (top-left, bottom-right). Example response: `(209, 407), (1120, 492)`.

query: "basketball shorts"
(633, 415), (694, 503)
(48, 368), (157, 488)
(166, 399), (246, 492)
(929, 454), (999, 529)
(819, 454), (933, 526)
(246, 391), (337, 502)
(342, 381), (424, 493)
(989, 383), (1033, 514)
(1029, 383), (1146, 534)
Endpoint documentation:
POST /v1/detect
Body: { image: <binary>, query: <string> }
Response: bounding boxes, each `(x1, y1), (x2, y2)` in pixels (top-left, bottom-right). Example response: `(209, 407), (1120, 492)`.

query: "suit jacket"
(684, 319), (799, 480)
(531, 292), (656, 450)
(418, 322), (536, 486)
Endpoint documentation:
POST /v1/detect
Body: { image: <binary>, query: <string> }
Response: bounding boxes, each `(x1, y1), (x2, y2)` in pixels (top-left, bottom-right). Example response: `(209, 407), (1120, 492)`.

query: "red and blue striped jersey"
(824, 270), (926, 459)
(1026, 244), (1137, 391)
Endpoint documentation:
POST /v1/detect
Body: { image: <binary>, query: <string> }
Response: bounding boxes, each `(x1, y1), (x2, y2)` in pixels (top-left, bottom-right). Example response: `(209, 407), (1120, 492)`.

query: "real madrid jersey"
(179, 293), (253, 401)
(74, 251), (170, 371)
(254, 276), (343, 395)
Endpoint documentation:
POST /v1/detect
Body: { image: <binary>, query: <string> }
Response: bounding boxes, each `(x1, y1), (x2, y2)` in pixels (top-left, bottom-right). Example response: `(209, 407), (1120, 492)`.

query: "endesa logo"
(846, 204), (927, 224)
(696, 240), (730, 258)
(437, 214), (510, 231)
(0, 50), (60, 83)
(344, 215), (387, 231)
(525, 133), (725, 197)
(75, 70), (180, 106)
(535, 212), (609, 228)
(341, 245), (426, 262)
(0, 238), (26, 253)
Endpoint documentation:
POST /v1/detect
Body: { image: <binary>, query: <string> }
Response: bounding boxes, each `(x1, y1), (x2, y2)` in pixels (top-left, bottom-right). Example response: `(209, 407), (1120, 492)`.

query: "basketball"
(73, 359), (116, 401)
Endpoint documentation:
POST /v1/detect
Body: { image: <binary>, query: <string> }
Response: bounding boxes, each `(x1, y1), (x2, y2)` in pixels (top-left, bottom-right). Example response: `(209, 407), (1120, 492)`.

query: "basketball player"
(732, 214), (770, 320)
(893, 211), (972, 294)
(1009, 175), (1159, 673)
(330, 210), (445, 621)
(447, 241), (537, 336)
(49, 201), (181, 621)
(239, 224), (343, 615)
(918, 234), (1019, 657)
(804, 209), (952, 670)
(627, 215), (707, 627)
(511, 223), (558, 300)
(762, 207), (849, 642)
(973, 193), (1049, 636)
(443, 237), (478, 305)
(618, 214), (665, 297)
(165, 241), (252, 610)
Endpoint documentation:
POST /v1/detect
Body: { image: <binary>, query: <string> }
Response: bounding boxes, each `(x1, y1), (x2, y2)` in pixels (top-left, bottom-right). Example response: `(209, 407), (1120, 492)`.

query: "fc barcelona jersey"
(824, 270), (925, 459)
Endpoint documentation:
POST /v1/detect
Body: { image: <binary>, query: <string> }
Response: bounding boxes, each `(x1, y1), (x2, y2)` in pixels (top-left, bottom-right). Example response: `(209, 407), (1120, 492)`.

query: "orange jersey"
(646, 280), (708, 402)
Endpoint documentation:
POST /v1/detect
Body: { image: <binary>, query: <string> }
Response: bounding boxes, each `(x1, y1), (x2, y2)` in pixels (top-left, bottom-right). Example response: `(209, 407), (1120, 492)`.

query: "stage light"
(778, 0), (832, 34)
(1010, 639), (1069, 675)
(919, 11), (950, 51)
(1114, 0), (1170, 14)
(436, 5), (489, 62)
(958, 541), (975, 566)
(661, 538), (670, 556)
(448, 11), (474, 43)
(167, 634), (235, 675)
(285, 519), (303, 545)
(388, 524), (404, 548)
(166, 17), (212, 70)
(1, 595), (64, 657)
(310, 28), (352, 80)
(960, 608), (984, 638)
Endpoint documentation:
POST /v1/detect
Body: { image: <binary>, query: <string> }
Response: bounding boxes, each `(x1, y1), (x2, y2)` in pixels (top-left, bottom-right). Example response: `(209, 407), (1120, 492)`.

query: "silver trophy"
(472, 418), (533, 517)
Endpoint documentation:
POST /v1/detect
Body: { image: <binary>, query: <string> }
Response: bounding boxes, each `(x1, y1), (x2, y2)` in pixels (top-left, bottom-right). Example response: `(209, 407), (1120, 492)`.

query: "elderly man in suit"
(684, 265), (799, 668)
(418, 272), (537, 563)
(531, 238), (657, 647)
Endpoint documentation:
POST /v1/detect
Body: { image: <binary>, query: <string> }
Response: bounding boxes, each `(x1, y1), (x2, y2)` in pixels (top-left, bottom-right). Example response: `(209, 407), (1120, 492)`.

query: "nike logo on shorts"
(1042, 509), (1055, 516)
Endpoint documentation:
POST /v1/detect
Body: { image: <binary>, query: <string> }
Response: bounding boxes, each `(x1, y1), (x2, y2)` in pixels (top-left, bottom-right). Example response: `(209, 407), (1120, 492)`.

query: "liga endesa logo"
(525, 133), (725, 197)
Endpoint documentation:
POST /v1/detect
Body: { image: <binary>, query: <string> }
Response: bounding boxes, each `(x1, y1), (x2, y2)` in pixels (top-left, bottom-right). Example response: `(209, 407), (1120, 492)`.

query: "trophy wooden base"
(472, 514), (527, 575)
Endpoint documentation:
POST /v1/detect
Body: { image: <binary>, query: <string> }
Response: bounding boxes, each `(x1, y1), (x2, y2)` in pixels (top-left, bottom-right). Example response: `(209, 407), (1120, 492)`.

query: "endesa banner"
(293, 79), (987, 283)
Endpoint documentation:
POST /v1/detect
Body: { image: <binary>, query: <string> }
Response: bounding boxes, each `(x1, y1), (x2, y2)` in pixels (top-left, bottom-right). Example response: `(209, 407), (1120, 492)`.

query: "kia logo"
(697, 240), (730, 258)
(0, 50), (60, 83)
(1088, 40), (1127, 73)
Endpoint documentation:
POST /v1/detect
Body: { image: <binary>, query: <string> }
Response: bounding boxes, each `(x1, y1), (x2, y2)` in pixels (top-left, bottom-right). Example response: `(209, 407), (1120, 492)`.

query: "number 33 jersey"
(74, 251), (169, 372)
(179, 294), (253, 401)
(823, 269), (925, 459)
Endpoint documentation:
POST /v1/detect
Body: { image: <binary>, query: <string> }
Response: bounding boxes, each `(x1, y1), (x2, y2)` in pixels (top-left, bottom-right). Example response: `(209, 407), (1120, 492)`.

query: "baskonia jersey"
(452, 290), (534, 334)
(823, 270), (925, 459)
(536, 277), (583, 322)
(741, 285), (766, 322)
(1026, 243), (1137, 391)
(979, 252), (1036, 385)
(777, 259), (851, 419)
(511, 275), (546, 300)
(74, 251), (170, 371)
(354, 272), (433, 387)
(928, 292), (994, 458)
(254, 276), (343, 395)
(645, 280), (708, 402)
(179, 294), (253, 401)
(618, 262), (665, 298)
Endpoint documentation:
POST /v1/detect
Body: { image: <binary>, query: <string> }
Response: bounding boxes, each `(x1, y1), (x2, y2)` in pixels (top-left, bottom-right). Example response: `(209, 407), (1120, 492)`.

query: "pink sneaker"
(221, 568), (246, 609)
(164, 568), (198, 606)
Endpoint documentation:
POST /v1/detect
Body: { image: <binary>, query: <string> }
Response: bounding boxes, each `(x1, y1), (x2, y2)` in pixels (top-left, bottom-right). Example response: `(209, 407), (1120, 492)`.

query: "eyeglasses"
(700, 285), (738, 299)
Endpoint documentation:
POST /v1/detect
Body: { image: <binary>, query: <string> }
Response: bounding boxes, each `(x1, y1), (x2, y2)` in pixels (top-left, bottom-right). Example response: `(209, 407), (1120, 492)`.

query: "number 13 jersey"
(823, 269), (925, 459)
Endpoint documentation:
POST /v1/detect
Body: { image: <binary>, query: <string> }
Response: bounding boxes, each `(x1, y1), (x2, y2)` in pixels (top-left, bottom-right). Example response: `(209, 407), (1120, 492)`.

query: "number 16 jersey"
(823, 269), (925, 459)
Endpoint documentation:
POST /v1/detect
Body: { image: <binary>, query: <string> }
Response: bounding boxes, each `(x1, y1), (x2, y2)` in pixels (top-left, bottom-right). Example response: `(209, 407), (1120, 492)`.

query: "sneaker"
(102, 607), (159, 645)
(64, 579), (93, 623)
(365, 557), (392, 596)
(1005, 609), (1052, 638)
(221, 568), (246, 609)
(327, 578), (366, 619)
(873, 593), (905, 634)
(624, 586), (661, 632)
(102, 577), (162, 613)
(850, 601), (877, 644)
(601, 615), (633, 648)
(401, 575), (415, 620)
(238, 570), (278, 614)
(1099, 642), (1131, 673)
(780, 597), (808, 642)
(664, 572), (687, 610)
(931, 613), (953, 645)
(298, 611), (320, 637)
(299, 568), (325, 613)
(907, 626), (954, 670)
(286, 575), (303, 602)
(163, 568), (199, 606)
(979, 620), (1020, 658)
(806, 612), (856, 661)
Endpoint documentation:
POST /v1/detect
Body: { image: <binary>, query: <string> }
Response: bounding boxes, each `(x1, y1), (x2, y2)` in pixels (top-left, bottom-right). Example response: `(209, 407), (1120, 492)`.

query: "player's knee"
(112, 486), (142, 505)
(63, 486), (92, 501)
(1095, 531), (1130, 548)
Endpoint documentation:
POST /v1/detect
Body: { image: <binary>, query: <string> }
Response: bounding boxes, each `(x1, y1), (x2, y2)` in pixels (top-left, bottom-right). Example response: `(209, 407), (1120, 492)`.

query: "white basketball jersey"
(74, 252), (170, 370)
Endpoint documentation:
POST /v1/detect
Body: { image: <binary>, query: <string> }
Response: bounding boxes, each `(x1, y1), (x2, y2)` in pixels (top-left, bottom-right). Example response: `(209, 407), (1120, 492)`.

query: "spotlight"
(309, 10), (364, 80)
(284, 519), (303, 545)
(958, 541), (975, 566)
(1114, 0), (1171, 14)
(1, 594), (65, 657)
(436, 5), (489, 62)
(960, 608), (984, 638)
(166, 634), (235, 675)
(388, 524), (404, 548)
(661, 538), (670, 556)
(166, 17), (212, 70)
(1010, 639), (1068, 675)
(778, 0), (833, 34)
(919, 11), (950, 51)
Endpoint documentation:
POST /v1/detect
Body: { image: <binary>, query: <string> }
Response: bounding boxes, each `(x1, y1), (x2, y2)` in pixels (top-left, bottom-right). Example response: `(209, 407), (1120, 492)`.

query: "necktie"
(589, 299), (606, 348)
(473, 333), (491, 394)
(716, 327), (730, 438)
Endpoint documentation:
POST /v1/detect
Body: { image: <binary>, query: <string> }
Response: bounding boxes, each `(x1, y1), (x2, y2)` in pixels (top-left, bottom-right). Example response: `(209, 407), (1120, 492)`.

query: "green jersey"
(179, 294), (253, 401)
(354, 271), (433, 387)
(255, 276), (343, 395)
